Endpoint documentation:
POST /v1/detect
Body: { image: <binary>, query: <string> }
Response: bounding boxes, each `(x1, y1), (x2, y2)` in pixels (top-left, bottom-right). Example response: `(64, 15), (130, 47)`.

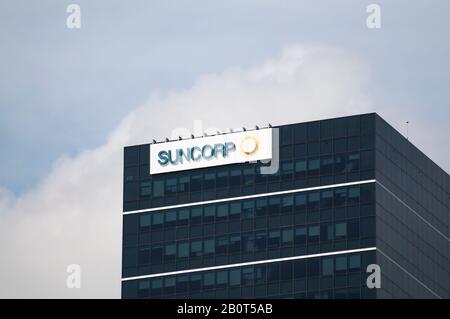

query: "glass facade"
(122, 113), (450, 299)
(123, 114), (375, 212)
(122, 250), (377, 299)
(122, 184), (376, 278)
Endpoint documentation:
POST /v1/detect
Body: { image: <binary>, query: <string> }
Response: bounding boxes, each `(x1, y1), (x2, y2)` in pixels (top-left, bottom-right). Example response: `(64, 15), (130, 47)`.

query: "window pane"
(349, 254), (361, 271)
(335, 222), (347, 238)
(282, 229), (294, 243)
(335, 256), (347, 272)
(177, 242), (189, 258)
(229, 269), (241, 286)
(322, 257), (334, 276)
(153, 179), (164, 197)
(204, 239), (215, 254)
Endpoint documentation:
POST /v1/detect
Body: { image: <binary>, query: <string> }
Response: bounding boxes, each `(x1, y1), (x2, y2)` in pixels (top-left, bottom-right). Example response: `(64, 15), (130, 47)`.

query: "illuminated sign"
(150, 128), (272, 174)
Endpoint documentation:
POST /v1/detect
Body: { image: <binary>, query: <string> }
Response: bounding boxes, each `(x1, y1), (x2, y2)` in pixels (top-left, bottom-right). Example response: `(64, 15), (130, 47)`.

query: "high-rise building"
(121, 113), (449, 299)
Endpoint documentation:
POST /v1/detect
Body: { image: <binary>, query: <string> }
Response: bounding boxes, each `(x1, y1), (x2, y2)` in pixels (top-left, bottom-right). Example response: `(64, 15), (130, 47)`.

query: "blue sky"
(1, 0), (449, 194)
(0, 1), (449, 298)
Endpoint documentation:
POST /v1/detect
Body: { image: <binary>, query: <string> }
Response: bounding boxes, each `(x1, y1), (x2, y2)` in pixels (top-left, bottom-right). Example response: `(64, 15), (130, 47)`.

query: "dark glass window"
(255, 231), (267, 250)
(203, 171), (215, 190)
(124, 146), (139, 167)
(308, 158), (320, 176)
(191, 207), (202, 224)
(178, 175), (189, 193)
(190, 174), (202, 192)
(294, 260), (306, 278)
(177, 209), (189, 226)
(281, 145), (294, 159)
(177, 242), (189, 258)
(217, 204), (228, 221)
(165, 211), (176, 227)
(124, 166), (139, 182)
(229, 202), (241, 220)
(190, 240), (202, 257)
(294, 124), (307, 143)
(282, 229), (294, 245)
(268, 230), (280, 248)
(153, 179), (164, 197)
(347, 153), (360, 172)
(321, 156), (334, 175)
(334, 138), (347, 153)
(321, 190), (333, 209)
(294, 227), (306, 244)
(333, 118), (346, 137)
(294, 144), (307, 158)
(165, 177), (177, 194)
(308, 225), (320, 242)
(295, 159), (307, 177)
(295, 194), (306, 211)
(216, 169), (228, 188)
(230, 168), (241, 186)
(348, 136), (360, 151)
(335, 256), (347, 273)
(334, 189), (347, 206)
(360, 150), (375, 170)
(308, 142), (320, 156)
(124, 182), (139, 202)
(242, 200), (254, 219)
(140, 181), (152, 197)
(347, 117), (360, 136)
(335, 222), (347, 239)
(152, 213), (163, 229)
(281, 126), (293, 145)
(243, 167), (254, 187)
(307, 122), (320, 141)
(308, 192), (320, 211)
(204, 239), (215, 255)
(348, 187), (360, 205)
(334, 154), (346, 174)
(320, 120), (333, 139)
(322, 257), (333, 276)
(307, 259), (320, 276)
(256, 198), (267, 217)
(321, 140), (332, 154)
(204, 206), (215, 223)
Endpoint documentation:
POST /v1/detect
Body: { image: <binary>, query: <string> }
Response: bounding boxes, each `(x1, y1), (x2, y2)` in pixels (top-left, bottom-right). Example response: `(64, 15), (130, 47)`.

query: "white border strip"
(377, 181), (449, 242)
(121, 247), (377, 281)
(377, 248), (442, 299)
(123, 179), (376, 215)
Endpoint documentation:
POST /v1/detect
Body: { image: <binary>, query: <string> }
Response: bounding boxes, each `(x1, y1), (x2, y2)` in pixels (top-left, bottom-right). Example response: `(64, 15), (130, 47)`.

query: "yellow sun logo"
(240, 135), (259, 156)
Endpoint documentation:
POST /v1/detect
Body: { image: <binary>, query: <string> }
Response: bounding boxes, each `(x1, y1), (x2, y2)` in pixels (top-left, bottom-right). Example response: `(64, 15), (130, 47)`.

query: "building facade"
(121, 113), (449, 299)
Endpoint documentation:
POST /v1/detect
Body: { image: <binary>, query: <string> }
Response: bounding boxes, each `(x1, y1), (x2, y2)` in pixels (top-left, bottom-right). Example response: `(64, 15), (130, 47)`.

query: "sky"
(0, 0), (449, 298)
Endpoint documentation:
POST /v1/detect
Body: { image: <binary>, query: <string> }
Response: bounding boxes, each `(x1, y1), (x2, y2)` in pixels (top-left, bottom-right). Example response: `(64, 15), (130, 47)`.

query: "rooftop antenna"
(406, 121), (409, 140)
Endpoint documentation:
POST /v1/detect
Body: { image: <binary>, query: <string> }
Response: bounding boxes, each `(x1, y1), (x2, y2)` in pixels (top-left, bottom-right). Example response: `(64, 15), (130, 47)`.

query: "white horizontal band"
(123, 179), (376, 215)
(121, 247), (377, 281)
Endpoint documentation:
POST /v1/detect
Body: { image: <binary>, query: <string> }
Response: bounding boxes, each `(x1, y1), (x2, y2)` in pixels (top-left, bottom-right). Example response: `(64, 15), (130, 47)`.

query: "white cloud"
(0, 44), (374, 298)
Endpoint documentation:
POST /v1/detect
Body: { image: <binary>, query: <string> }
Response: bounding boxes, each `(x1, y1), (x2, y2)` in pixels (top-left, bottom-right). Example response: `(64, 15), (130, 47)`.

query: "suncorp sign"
(150, 128), (272, 174)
